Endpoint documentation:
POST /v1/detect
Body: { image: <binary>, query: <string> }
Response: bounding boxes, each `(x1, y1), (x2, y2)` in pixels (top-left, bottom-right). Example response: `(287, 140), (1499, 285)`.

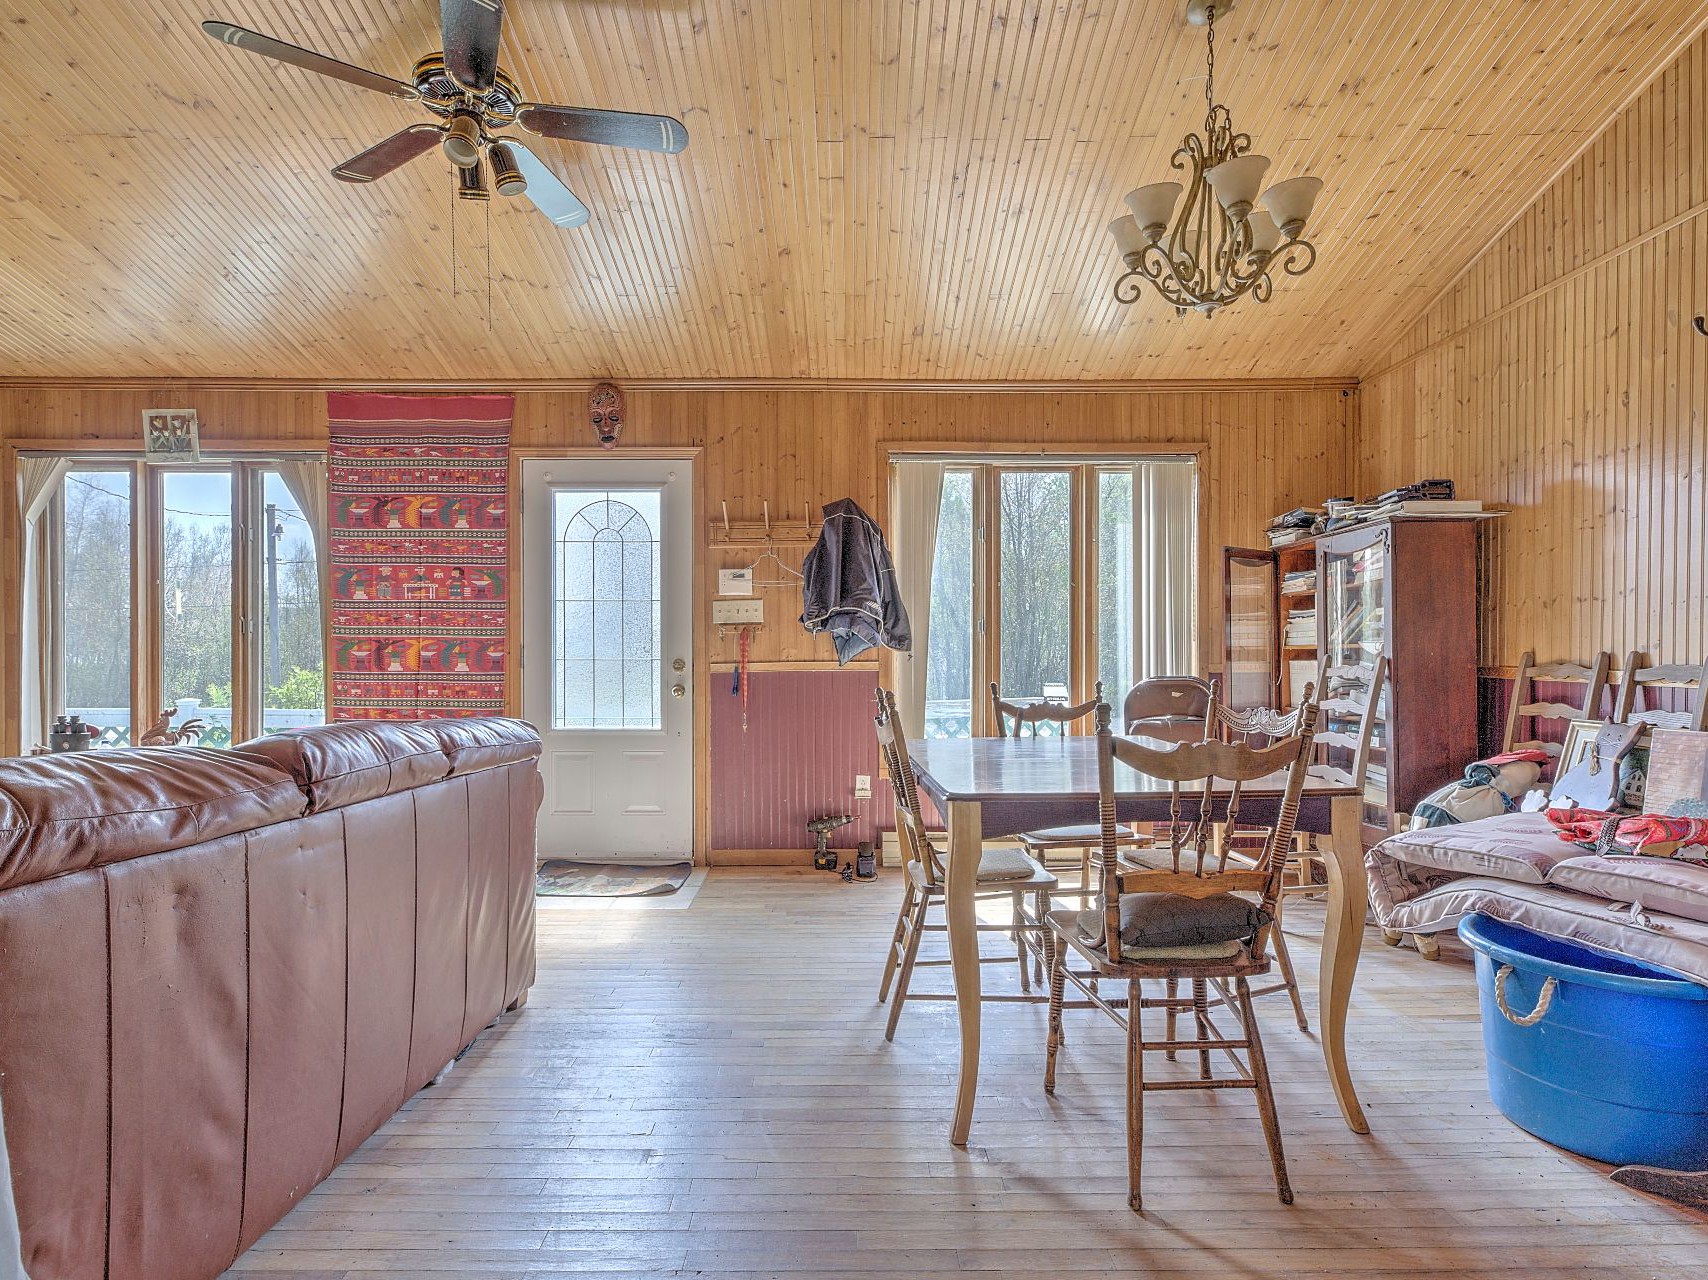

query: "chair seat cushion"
(1017, 823), (1146, 846)
(1070, 891), (1270, 957)
(1370, 812), (1577, 885)
(1548, 855), (1708, 925)
(906, 846), (1054, 888)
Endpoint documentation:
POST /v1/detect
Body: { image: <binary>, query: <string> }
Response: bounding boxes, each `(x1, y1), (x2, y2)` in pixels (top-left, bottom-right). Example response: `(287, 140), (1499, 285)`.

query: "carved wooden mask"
(590, 382), (625, 449)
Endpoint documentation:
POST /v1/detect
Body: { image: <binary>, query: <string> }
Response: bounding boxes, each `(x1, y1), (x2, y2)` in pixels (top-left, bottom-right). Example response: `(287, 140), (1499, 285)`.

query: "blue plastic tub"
(1458, 913), (1708, 1169)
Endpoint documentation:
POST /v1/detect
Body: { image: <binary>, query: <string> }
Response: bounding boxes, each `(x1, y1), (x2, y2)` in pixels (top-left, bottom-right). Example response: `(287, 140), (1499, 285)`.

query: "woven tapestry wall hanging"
(327, 392), (513, 720)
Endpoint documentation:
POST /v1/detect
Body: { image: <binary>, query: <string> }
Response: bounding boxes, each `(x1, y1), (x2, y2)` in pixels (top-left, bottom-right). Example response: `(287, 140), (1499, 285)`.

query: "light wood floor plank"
(226, 868), (1708, 1277)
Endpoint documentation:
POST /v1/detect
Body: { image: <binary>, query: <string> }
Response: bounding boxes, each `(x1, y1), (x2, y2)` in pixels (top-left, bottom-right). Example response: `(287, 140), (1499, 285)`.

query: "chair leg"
(1012, 891), (1032, 995)
(878, 880), (915, 1004)
(1126, 978), (1146, 1212)
(1238, 976), (1294, 1206)
(1164, 977), (1180, 1061)
(1033, 888), (1050, 986)
(1191, 978), (1212, 1081)
(1045, 930), (1068, 1095)
(1268, 900), (1311, 1033)
(884, 895), (930, 1043)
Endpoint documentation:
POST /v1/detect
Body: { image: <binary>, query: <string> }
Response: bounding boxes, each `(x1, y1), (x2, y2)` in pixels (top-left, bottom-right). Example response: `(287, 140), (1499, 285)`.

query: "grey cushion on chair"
(907, 846), (1052, 887)
(1075, 892), (1270, 959)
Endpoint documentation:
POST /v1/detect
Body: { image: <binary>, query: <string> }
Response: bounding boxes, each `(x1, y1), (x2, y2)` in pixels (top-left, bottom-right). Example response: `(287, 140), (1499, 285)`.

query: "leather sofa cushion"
(1369, 811), (1576, 885)
(0, 749), (305, 892)
(431, 717), (543, 777)
(1548, 854), (1708, 925)
(233, 721), (449, 813)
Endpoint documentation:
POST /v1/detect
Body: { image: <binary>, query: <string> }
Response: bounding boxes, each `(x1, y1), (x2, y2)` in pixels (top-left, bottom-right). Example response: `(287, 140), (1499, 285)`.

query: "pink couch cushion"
(1548, 855), (1708, 925)
(1373, 812), (1578, 885)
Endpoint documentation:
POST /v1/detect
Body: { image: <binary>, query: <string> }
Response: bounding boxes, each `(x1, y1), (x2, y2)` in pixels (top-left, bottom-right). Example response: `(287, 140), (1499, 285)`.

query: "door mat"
(536, 860), (693, 898)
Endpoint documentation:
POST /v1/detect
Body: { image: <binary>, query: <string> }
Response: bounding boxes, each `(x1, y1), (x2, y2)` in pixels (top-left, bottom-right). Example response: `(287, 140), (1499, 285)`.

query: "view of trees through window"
(58, 462), (324, 748)
(998, 470), (1072, 705)
(924, 471), (973, 733)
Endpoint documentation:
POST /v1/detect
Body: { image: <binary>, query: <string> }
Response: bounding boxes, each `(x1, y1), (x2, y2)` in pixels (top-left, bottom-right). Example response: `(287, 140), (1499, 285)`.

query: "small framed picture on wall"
(143, 408), (202, 464)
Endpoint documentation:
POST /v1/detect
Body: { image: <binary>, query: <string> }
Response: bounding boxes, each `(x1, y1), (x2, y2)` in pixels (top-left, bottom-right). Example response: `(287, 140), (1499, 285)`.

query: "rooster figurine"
(139, 707), (209, 747)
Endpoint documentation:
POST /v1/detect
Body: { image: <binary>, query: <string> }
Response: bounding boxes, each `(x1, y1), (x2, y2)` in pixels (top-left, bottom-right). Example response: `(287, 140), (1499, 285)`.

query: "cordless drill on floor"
(808, 814), (853, 872)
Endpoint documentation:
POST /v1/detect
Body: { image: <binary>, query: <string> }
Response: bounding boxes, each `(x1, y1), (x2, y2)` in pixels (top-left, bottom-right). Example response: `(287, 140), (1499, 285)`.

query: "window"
(45, 457), (325, 748)
(917, 457), (1197, 738)
(552, 488), (663, 730)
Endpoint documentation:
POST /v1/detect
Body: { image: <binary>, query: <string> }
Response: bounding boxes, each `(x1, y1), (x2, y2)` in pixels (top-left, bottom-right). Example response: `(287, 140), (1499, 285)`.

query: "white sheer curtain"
(274, 456), (329, 600)
(0, 1080), (24, 1280)
(889, 461), (945, 736)
(18, 457), (71, 751)
(1134, 459), (1198, 680)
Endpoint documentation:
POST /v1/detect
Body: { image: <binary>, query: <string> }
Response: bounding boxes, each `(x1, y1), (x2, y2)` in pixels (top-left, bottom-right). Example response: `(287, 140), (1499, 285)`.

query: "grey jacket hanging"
(800, 498), (912, 665)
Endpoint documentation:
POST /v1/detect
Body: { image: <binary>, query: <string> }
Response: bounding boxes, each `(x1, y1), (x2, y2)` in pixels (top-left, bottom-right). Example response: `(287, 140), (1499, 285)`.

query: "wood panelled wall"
(6, 379), (1352, 847)
(1358, 33), (1708, 673)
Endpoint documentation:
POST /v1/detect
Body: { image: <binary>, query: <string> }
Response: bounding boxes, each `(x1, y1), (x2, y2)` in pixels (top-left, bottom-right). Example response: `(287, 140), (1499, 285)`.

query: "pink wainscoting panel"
(709, 669), (891, 853)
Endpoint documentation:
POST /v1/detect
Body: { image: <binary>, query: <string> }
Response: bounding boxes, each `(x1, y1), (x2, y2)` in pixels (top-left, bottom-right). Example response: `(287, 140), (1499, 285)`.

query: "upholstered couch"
(1368, 811), (1708, 983)
(0, 717), (542, 1280)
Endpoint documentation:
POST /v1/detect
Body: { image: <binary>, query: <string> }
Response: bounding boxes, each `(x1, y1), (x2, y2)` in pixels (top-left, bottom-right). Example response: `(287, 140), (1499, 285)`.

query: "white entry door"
(522, 458), (694, 861)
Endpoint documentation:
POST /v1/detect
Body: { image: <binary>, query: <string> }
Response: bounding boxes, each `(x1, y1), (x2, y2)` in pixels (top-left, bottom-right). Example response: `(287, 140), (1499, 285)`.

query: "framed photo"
(143, 408), (201, 464)
(1645, 729), (1708, 815)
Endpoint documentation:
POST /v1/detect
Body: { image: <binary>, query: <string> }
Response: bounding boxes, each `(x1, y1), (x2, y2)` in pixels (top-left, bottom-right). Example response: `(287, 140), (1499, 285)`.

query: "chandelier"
(1107, 1), (1321, 315)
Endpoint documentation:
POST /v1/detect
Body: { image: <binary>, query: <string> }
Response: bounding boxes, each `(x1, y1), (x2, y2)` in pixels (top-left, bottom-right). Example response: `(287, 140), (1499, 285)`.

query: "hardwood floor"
(229, 869), (1708, 1278)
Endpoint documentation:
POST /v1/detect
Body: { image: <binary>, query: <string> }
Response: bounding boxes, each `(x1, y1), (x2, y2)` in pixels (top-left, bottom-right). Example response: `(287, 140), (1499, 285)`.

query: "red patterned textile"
(327, 393), (512, 720)
(1547, 808), (1708, 859)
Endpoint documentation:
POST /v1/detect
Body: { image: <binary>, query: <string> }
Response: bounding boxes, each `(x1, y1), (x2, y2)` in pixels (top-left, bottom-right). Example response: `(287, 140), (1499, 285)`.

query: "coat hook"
(721, 500), (730, 534)
(763, 500), (771, 536)
(1695, 316), (1708, 337)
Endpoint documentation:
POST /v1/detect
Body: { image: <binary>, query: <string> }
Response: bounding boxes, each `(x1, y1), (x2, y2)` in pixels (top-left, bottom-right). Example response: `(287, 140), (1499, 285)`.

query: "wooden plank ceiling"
(0, 0), (1704, 382)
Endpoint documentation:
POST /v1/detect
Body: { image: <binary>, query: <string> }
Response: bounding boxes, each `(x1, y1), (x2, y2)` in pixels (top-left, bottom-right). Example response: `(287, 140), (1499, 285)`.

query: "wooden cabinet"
(1223, 516), (1482, 845)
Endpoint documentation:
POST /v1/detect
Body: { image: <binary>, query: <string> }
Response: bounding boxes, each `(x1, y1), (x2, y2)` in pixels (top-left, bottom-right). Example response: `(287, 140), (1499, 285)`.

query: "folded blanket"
(1547, 808), (1708, 861)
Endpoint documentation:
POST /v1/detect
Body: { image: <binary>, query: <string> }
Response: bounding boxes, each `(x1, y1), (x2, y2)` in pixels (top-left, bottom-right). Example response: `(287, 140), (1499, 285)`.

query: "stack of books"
(1266, 505), (1324, 548)
(1281, 567), (1317, 596)
(1284, 607), (1317, 648)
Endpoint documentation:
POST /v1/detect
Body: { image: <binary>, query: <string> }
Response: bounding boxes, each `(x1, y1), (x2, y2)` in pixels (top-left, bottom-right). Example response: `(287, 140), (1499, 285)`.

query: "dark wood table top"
(907, 736), (1359, 839)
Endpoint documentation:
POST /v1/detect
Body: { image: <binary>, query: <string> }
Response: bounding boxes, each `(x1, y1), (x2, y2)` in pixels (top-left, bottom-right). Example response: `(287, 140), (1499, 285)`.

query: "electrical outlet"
(712, 598), (764, 625)
(854, 774), (872, 799)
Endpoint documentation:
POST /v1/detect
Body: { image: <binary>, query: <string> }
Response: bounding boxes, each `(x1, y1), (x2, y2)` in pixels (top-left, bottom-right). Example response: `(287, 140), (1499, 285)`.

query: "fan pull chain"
(485, 193), (494, 332)
(449, 170), (458, 299)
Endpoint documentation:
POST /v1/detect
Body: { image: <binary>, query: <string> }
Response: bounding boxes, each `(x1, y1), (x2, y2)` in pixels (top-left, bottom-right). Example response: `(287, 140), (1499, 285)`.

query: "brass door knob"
(671, 683), (687, 699)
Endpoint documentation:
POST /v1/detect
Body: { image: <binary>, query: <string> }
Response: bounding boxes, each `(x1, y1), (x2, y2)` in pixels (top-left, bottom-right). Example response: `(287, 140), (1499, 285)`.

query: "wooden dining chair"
(1613, 651), (1708, 731)
(1200, 686), (1317, 1032)
(1502, 650), (1615, 755)
(1123, 675), (1215, 742)
(1044, 700), (1320, 1211)
(992, 682), (1153, 902)
(874, 688), (1058, 1041)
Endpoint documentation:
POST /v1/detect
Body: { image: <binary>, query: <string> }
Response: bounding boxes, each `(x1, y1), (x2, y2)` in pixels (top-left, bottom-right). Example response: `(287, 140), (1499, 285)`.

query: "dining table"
(906, 733), (1372, 1146)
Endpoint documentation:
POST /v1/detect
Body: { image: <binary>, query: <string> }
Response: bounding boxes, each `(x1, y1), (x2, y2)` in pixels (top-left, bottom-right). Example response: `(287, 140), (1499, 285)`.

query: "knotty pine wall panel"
(1359, 33), (1708, 673)
(2, 380), (1351, 850)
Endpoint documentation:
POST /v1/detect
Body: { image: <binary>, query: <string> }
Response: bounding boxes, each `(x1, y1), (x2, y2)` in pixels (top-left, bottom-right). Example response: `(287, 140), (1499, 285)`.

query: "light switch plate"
(854, 774), (872, 799)
(712, 598), (764, 625)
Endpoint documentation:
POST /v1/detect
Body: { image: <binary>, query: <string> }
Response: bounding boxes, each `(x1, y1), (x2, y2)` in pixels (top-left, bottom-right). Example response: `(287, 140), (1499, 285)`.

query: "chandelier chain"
(1205, 5), (1216, 119)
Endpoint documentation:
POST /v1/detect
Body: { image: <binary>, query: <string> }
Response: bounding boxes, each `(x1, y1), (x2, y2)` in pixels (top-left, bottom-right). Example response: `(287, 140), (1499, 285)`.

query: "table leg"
(946, 799), (984, 1147)
(1320, 793), (1371, 1134)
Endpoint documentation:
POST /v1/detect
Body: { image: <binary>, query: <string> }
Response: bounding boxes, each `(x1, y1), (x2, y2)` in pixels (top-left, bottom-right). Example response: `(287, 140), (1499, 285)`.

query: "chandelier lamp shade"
(1108, 1), (1322, 315)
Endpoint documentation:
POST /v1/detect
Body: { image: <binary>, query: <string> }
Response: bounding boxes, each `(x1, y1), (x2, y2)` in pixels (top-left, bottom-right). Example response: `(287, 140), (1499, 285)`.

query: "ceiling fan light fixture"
(443, 111), (483, 167)
(488, 141), (527, 196)
(455, 159), (490, 201)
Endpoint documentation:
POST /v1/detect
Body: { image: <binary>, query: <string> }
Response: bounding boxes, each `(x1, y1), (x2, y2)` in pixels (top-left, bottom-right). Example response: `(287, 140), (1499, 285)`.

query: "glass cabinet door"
(1222, 547), (1278, 711)
(1320, 533), (1390, 832)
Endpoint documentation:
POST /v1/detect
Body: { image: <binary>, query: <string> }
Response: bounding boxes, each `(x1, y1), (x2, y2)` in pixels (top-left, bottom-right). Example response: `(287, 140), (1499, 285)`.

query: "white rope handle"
(1493, 964), (1557, 1027)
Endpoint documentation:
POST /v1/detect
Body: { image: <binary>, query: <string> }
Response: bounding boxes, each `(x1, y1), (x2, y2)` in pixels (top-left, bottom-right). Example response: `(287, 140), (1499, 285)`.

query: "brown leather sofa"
(0, 717), (542, 1280)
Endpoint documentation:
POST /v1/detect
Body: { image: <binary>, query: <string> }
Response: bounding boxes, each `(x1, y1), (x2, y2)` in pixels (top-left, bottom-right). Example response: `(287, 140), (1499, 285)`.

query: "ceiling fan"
(202, 0), (689, 229)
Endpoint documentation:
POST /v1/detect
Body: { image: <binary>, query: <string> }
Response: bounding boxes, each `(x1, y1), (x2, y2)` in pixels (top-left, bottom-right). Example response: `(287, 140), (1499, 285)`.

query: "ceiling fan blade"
(507, 143), (591, 228)
(332, 124), (444, 183)
(517, 104), (689, 155)
(201, 20), (418, 100)
(441, 0), (504, 94)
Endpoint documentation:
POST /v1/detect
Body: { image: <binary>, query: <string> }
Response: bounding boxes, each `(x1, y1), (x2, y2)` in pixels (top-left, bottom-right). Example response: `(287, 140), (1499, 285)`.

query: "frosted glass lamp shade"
(1108, 215), (1147, 258)
(1260, 176), (1323, 236)
(1124, 182), (1182, 237)
(1246, 209), (1282, 255)
(1204, 154), (1270, 217)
